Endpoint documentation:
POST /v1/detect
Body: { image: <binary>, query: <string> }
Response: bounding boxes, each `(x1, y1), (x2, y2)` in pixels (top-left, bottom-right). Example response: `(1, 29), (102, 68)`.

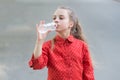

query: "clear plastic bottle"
(38, 22), (56, 33)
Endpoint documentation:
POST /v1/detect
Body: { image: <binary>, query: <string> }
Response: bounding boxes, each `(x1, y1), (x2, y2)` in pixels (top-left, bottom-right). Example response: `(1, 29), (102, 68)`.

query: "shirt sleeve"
(28, 41), (50, 70)
(82, 43), (95, 80)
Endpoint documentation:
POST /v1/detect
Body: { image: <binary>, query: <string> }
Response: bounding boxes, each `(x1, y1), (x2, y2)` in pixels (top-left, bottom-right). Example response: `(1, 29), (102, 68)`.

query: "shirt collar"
(55, 35), (74, 43)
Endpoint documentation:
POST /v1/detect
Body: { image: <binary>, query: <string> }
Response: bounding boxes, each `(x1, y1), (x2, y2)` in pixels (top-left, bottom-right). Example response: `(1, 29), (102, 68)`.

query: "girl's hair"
(58, 6), (86, 42)
(51, 6), (87, 49)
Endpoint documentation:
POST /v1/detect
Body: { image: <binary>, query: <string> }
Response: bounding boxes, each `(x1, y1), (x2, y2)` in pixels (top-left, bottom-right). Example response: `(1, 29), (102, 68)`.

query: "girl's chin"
(55, 28), (61, 31)
(55, 28), (67, 33)
(55, 29), (60, 32)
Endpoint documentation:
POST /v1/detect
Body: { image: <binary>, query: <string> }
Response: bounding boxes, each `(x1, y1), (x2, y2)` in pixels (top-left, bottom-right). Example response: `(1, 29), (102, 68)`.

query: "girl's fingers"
(36, 20), (46, 33)
(39, 20), (45, 27)
(35, 20), (50, 40)
(41, 20), (44, 23)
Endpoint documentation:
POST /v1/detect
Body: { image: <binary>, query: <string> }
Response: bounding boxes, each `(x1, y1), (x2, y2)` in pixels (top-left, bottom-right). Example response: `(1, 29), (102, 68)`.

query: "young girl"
(29, 6), (95, 80)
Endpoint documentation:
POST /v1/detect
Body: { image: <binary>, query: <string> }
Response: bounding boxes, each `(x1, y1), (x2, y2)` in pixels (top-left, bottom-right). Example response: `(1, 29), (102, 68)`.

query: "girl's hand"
(36, 20), (51, 41)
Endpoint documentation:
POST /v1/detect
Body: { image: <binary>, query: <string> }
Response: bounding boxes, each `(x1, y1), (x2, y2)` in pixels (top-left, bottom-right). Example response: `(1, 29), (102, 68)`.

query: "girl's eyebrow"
(52, 15), (56, 19)
(59, 15), (64, 17)
(53, 14), (64, 17)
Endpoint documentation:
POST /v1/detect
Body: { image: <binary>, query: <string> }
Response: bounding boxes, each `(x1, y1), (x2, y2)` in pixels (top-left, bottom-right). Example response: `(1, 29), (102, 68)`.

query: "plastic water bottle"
(38, 22), (56, 33)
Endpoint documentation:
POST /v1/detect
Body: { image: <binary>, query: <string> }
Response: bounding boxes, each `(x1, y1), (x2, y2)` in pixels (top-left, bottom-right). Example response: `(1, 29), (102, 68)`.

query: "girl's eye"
(53, 17), (56, 20)
(59, 17), (64, 20)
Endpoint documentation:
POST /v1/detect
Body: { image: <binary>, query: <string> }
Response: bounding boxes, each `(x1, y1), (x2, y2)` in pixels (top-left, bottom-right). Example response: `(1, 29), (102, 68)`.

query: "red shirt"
(29, 35), (95, 80)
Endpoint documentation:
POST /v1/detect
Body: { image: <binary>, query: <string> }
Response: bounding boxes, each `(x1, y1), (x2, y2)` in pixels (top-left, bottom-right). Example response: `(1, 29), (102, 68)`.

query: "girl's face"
(53, 9), (73, 33)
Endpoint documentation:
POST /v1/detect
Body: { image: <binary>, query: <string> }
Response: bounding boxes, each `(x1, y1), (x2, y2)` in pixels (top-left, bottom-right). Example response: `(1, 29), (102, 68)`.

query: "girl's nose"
(54, 20), (58, 24)
(54, 17), (59, 23)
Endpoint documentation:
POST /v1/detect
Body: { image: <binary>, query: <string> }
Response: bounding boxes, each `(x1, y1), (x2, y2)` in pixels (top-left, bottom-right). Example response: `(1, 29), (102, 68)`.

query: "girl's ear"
(69, 21), (74, 28)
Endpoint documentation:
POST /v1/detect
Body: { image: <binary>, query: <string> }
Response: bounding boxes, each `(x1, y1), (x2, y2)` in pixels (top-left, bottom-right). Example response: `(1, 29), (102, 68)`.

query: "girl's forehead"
(53, 9), (69, 16)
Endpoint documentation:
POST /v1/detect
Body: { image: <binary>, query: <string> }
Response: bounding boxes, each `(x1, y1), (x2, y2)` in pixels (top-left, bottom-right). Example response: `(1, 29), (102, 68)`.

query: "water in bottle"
(39, 22), (56, 33)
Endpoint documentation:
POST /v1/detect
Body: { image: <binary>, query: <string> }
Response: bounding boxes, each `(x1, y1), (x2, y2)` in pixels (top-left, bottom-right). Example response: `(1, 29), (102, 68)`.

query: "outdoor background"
(0, 0), (120, 80)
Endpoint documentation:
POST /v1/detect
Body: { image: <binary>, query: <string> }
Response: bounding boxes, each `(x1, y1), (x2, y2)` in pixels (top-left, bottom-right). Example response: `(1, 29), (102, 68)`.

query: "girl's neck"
(56, 31), (71, 39)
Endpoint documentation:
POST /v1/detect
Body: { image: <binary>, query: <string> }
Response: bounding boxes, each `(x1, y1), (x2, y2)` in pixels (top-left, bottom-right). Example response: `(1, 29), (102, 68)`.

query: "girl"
(29, 6), (95, 80)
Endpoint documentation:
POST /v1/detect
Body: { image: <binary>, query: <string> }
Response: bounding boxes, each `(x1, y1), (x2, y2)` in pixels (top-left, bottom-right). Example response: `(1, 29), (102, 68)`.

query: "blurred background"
(0, 0), (120, 80)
